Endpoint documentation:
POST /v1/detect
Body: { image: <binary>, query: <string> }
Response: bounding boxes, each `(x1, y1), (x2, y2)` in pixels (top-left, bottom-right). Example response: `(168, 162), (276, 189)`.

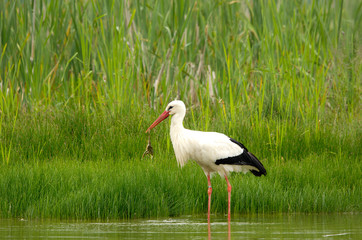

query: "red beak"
(146, 111), (170, 133)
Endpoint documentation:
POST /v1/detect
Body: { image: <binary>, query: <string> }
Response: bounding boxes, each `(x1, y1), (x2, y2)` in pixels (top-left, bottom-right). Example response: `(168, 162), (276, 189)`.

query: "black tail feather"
(247, 152), (267, 176)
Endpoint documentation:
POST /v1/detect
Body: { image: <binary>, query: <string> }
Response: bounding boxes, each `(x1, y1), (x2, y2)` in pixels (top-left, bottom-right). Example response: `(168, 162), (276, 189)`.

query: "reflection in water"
(208, 217), (230, 240)
(1, 214), (361, 239)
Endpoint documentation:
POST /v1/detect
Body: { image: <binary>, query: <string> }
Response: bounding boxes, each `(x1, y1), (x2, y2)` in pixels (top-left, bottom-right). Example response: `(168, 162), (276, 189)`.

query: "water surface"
(1, 213), (360, 239)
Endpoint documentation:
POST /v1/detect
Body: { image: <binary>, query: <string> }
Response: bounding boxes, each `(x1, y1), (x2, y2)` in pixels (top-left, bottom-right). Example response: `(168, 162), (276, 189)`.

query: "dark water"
(1, 213), (361, 239)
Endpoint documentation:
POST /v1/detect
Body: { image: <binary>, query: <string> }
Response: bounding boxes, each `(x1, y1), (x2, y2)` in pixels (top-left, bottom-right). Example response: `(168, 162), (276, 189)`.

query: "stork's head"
(146, 100), (186, 132)
(165, 100), (186, 116)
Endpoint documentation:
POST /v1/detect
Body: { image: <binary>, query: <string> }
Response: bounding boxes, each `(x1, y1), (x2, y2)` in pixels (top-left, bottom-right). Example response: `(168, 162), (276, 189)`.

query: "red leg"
(224, 175), (232, 222)
(207, 173), (212, 238)
(207, 173), (212, 221)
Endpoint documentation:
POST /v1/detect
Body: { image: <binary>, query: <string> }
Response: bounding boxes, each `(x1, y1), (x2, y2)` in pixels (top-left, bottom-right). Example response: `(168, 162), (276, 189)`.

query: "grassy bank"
(0, 154), (360, 219)
(0, 0), (361, 219)
(0, 110), (360, 219)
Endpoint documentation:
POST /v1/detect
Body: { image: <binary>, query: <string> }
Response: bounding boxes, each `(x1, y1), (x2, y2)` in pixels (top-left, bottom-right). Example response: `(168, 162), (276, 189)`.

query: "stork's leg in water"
(224, 174), (232, 238)
(207, 173), (212, 238)
(207, 173), (212, 221)
(224, 175), (232, 221)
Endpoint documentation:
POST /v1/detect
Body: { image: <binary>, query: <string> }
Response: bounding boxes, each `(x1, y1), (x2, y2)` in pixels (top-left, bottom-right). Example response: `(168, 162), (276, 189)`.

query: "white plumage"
(146, 100), (266, 223)
(172, 128), (258, 175)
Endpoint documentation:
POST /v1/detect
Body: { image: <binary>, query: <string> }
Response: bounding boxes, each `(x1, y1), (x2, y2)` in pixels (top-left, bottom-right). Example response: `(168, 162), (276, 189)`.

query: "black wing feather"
(215, 138), (267, 177)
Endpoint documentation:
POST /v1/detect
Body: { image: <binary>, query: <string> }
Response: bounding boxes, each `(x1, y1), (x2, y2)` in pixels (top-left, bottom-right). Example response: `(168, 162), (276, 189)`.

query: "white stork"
(146, 100), (266, 223)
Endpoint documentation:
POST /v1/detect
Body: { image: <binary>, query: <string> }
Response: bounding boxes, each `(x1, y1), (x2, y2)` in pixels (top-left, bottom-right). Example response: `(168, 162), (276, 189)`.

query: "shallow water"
(1, 213), (361, 239)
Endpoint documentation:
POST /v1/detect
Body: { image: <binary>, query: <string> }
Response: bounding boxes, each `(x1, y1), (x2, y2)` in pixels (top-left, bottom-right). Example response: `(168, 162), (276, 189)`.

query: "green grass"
(0, 109), (360, 219)
(0, 154), (360, 220)
(0, 0), (361, 219)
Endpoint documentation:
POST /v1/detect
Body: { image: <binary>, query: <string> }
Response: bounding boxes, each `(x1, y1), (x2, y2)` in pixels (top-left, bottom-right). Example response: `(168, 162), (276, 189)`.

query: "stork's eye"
(167, 106), (174, 111)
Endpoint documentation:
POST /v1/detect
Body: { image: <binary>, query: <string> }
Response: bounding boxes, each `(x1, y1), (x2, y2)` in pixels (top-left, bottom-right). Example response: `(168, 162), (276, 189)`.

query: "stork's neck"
(169, 108), (189, 168)
(170, 112), (186, 137)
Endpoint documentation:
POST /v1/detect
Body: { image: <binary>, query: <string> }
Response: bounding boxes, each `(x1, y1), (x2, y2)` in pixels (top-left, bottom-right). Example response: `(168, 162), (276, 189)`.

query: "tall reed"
(1, 1), (360, 117)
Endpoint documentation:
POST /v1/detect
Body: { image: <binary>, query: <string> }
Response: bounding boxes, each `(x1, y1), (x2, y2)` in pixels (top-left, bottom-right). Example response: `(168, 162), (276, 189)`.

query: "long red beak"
(146, 111), (170, 133)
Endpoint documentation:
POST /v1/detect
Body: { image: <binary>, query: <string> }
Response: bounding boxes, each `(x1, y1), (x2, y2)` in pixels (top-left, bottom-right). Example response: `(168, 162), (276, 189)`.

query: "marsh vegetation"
(0, 0), (361, 219)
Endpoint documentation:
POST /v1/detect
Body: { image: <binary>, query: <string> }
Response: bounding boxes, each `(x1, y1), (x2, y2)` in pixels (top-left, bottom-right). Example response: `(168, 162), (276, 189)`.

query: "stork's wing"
(215, 138), (267, 176)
